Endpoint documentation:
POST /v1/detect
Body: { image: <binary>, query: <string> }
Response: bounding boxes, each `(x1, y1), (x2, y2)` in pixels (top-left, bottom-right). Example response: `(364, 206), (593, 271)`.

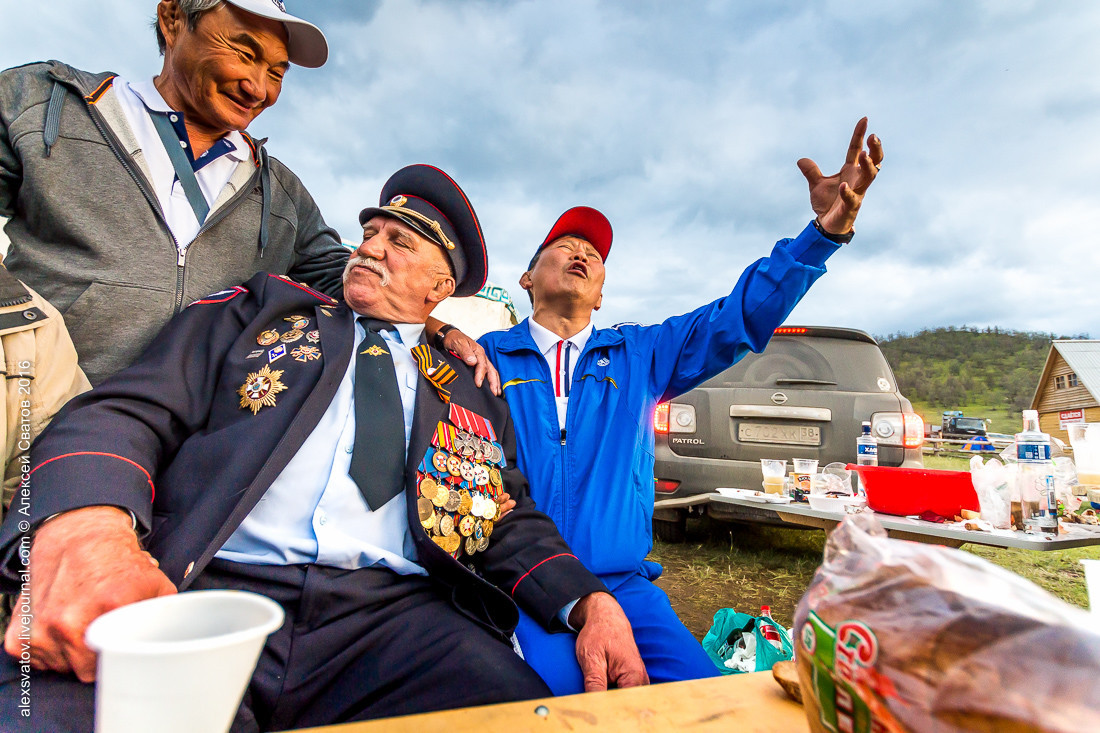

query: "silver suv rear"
(652, 326), (924, 540)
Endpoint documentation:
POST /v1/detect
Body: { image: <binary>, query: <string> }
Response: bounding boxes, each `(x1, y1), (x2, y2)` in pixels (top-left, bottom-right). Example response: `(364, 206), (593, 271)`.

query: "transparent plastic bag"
(969, 455), (1012, 529)
(793, 512), (1100, 733)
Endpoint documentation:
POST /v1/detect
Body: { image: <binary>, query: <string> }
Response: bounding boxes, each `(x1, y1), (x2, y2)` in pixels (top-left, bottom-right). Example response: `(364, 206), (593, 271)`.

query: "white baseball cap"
(224, 0), (329, 68)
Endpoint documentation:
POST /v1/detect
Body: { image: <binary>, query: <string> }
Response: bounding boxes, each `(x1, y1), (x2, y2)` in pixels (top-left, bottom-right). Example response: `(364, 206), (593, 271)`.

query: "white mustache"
(344, 255), (390, 287)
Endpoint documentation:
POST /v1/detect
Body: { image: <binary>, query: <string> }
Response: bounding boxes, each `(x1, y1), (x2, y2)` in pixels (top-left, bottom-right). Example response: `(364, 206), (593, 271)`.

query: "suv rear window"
(701, 337), (896, 393)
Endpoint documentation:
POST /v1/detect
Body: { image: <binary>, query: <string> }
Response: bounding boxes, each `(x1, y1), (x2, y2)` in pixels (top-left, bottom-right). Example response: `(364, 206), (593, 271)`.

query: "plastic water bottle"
(1016, 410), (1058, 533)
(856, 421), (878, 466)
(759, 606), (783, 650)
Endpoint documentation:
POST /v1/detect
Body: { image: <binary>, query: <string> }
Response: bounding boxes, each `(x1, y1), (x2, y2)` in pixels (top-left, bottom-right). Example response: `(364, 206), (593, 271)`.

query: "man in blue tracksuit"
(477, 119), (884, 692)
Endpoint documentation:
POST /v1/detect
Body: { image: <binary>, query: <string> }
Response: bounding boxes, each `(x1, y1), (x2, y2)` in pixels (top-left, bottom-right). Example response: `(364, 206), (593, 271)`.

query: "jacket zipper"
(81, 87), (261, 314)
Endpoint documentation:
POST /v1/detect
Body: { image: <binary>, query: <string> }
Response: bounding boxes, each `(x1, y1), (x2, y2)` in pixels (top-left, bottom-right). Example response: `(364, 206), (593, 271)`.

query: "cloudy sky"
(3, 0), (1099, 338)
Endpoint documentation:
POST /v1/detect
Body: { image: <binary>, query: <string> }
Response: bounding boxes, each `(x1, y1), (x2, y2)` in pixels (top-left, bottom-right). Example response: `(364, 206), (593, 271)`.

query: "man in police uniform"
(477, 119), (884, 693)
(0, 165), (646, 731)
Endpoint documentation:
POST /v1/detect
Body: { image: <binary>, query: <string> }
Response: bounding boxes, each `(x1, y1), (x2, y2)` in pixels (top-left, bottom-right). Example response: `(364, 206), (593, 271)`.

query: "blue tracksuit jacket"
(478, 223), (840, 582)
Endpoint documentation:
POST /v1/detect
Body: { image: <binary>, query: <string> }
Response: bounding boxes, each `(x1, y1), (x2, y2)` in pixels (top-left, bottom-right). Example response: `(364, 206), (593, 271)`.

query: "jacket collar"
(497, 317), (624, 355)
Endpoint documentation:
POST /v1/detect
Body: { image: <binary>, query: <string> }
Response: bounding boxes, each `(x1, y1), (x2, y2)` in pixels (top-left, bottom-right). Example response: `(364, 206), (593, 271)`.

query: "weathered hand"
(570, 591), (649, 691)
(442, 327), (502, 396)
(796, 117), (883, 236)
(3, 506), (176, 682)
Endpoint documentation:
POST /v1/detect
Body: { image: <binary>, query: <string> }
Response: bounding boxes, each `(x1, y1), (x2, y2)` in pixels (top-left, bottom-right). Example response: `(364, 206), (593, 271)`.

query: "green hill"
(876, 327), (1084, 428)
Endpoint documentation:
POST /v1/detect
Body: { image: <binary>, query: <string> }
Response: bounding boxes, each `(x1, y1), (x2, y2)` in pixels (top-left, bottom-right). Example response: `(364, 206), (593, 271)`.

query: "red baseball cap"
(538, 206), (613, 262)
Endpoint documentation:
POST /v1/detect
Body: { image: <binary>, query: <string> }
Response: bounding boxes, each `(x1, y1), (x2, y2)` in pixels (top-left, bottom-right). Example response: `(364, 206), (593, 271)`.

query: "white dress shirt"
(527, 319), (594, 430)
(114, 78), (251, 250)
(217, 321), (428, 575)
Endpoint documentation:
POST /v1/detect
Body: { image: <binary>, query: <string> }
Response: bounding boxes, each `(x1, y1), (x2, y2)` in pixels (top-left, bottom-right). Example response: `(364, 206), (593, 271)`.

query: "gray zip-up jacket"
(0, 61), (350, 385)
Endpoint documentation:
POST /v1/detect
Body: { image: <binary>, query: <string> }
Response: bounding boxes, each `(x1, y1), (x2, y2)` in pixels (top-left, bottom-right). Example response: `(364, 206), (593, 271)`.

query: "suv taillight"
(654, 403), (670, 433)
(871, 412), (924, 448)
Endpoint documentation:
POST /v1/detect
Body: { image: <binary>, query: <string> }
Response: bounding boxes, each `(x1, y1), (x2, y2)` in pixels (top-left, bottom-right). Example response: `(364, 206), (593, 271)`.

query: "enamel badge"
(257, 329), (280, 346)
(292, 345), (321, 362)
(362, 344), (388, 356)
(238, 364), (287, 415)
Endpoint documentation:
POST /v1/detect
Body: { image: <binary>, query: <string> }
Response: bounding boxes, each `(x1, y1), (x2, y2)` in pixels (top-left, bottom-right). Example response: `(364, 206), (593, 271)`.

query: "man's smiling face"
(158, 2), (290, 139)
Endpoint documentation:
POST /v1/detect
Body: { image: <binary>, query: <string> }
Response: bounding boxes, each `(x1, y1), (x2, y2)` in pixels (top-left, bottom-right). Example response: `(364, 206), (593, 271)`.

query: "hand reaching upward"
(797, 117), (883, 236)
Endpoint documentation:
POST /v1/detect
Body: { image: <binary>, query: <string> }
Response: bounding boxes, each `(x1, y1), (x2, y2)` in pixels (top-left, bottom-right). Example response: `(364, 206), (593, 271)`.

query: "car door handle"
(730, 405), (832, 421)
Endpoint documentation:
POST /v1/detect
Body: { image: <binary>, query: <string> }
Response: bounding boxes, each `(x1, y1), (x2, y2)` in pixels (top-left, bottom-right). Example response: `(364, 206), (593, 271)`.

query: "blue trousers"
(515, 563), (721, 695)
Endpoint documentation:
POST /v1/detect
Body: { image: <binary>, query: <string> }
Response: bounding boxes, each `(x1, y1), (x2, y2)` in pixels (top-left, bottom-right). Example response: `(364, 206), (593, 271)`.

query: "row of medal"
(417, 420), (508, 560)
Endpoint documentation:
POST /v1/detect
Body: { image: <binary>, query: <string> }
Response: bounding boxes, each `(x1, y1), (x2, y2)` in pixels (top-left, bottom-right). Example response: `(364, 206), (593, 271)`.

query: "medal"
(474, 465), (490, 487)
(458, 490), (473, 516)
(446, 455), (461, 477)
(238, 365), (287, 415)
(444, 534), (461, 554)
(257, 329), (279, 346)
(459, 461), (476, 484)
(477, 536), (489, 553)
(417, 496), (433, 522)
(482, 519), (494, 538)
(291, 345), (321, 362)
(474, 520), (484, 540)
(306, 330), (320, 343)
(284, 315), (309, 330)
(489, 467), (502, 489)
(444, 490), (461, 513)
(439, 514), (455, 536)
(458, 514), (475, 537)
(465, 536), (479, 556)
(432, 535), (448, 550)
(280, 329), (304, 343)
(431, 451), (449, 473)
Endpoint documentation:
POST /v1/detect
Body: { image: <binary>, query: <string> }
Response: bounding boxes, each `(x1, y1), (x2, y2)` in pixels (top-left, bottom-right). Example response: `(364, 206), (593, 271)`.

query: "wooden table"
(705, 493), (1100, 550)
(283, 671), (808, 732)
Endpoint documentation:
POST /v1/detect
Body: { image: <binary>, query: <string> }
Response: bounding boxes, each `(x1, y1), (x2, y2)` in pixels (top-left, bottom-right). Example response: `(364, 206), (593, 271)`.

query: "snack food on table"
(793, 512), (1100, 733)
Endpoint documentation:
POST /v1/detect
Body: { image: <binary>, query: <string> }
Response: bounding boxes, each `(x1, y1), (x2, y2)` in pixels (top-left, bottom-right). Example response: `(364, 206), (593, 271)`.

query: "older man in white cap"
(0, 1), (345, 386)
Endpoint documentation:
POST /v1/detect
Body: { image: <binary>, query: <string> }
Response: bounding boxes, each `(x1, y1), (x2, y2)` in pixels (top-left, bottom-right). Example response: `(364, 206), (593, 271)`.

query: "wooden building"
(1030, 340), (1100, 444)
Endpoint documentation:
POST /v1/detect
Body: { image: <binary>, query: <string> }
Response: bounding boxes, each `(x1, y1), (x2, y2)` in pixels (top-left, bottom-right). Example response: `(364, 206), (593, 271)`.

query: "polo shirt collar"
(129, 78), (250, 163)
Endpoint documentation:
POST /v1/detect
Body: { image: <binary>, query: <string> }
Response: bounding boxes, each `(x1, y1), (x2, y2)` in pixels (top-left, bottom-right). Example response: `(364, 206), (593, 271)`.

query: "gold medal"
(458, 514), (475, 537)
(439, 514), (455, 536)
(482, 519), (493, 538)
(280, 329), (304, 343)
(291, 345), (321, 362)
(444, 489), (461, 512)
(445, 534), (461, 554)
(421, 509), (439, 532)
(432, 535), (448, 550)
(419, 475), (437, 496)
(458, 490), (473, 516)
(432, 451), (449, 473)
(257, 329), (280, 346)
(417, 496), (433, 522)
(489, 467), (502, 488)
(465, 536), (479, 556)
(238, 365), (287, 415)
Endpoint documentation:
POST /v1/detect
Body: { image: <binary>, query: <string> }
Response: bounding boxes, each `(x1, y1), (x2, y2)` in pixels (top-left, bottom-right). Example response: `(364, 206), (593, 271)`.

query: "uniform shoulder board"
(189, 286), (249, 306)
(266, 274), (339, 305)
(612, 321), (642, 330)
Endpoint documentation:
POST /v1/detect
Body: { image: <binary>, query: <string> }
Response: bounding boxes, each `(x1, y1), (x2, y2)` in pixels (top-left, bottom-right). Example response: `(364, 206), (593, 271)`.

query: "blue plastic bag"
(702, 607), (794, 675)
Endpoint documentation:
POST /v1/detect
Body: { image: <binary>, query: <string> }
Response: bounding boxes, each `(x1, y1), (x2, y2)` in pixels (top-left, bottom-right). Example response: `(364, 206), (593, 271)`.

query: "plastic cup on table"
(84, 590), (284, 733)
(760, 459), (787, 494)
(1081, 559), (1100, 616)
(791, 458), (819, 500)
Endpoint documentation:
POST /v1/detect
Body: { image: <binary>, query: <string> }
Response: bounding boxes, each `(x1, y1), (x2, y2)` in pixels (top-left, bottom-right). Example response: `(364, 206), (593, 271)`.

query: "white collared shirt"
(217, 321), (429, 574)
(114, 77), (251, 250)
(527, 319), (594, 430)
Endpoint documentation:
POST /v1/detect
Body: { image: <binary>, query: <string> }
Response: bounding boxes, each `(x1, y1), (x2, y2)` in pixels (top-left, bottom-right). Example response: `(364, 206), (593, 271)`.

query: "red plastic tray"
(847, 464), (979, 518)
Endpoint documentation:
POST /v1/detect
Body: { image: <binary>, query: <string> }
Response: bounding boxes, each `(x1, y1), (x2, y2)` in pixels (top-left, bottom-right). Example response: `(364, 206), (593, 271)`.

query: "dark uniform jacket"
(0, 273), (604, 635)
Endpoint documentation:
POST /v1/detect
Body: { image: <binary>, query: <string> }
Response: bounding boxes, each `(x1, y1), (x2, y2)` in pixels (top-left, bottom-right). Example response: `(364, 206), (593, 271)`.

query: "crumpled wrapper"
(793, 512), (1100, 733)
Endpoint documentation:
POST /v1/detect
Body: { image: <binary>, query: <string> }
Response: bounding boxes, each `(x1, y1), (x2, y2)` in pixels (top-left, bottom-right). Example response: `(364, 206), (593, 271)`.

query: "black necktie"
(348, 318), (406, 511)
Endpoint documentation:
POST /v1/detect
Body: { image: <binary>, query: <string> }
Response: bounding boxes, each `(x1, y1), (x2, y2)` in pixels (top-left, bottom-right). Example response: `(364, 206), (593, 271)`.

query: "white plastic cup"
(792, 458), (819, 493)
(760, 459), (787, 494)
(85, 590), (284, 733)
(1081, 560), (1100, 616)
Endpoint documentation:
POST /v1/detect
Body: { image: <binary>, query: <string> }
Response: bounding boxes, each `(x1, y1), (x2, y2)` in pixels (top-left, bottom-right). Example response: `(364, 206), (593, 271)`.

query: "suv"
(652, 326), (924, 540)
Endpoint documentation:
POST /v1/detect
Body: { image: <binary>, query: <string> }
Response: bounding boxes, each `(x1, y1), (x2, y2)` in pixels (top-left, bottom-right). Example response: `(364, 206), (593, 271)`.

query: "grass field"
(911, 400), (1020, 435)
(650, 505), (1100, 640)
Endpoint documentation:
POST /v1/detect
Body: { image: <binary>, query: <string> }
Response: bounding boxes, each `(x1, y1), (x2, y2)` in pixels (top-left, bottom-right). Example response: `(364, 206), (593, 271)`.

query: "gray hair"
(153, 0), (223, 54)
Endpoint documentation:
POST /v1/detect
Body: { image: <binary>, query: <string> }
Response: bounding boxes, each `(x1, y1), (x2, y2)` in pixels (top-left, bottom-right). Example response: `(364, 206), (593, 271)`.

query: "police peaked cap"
(359, 165), (488, 297)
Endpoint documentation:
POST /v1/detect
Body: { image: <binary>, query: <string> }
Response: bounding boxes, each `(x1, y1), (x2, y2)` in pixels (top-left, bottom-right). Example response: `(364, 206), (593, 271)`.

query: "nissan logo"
(771, 392), (788, 405)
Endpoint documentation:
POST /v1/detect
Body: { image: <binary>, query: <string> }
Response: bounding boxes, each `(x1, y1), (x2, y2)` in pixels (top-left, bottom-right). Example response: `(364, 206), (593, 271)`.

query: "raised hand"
(796, 117), (883, 236)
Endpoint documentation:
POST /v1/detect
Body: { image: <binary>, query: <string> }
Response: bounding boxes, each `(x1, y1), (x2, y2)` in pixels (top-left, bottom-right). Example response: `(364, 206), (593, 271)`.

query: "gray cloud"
(3, 0), (1099, 335)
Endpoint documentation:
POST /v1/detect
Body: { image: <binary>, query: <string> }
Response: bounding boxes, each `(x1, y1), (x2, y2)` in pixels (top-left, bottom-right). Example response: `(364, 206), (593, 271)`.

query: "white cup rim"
(85, 590), (284, 656)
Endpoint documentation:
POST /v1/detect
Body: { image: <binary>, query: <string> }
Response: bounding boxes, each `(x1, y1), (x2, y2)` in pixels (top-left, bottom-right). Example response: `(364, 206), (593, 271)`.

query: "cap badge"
(389, 195), (407, 207)
(362, 344), (388, 357)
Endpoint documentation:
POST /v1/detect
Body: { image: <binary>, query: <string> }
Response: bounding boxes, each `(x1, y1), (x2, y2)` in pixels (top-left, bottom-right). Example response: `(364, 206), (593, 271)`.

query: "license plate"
(738, 422), (821, 446)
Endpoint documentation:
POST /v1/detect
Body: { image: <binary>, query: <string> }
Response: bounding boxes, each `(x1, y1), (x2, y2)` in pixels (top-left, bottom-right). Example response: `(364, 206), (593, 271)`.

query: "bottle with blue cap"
(1016, 410), (1058, 533)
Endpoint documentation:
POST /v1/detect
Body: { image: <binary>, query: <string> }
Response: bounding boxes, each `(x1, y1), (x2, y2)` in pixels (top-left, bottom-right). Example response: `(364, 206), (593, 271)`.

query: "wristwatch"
(813, 218), (854, 244)
(433, 323), (458, 351)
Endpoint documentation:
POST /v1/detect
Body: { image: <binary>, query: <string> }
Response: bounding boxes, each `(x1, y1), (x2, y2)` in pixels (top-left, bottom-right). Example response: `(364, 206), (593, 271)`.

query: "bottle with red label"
(759, 605), (783, 649)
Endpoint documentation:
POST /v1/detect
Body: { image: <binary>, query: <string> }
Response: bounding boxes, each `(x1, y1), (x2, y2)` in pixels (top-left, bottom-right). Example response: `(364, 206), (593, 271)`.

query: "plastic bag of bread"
(793, 512), (1100, 732)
